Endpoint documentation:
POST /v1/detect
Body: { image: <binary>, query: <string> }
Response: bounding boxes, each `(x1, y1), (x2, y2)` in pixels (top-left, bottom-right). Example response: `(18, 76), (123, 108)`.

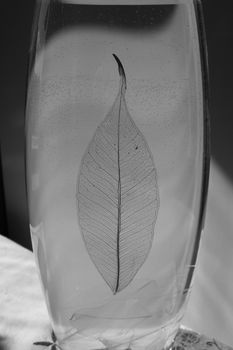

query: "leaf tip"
(112, 53), (127, 90)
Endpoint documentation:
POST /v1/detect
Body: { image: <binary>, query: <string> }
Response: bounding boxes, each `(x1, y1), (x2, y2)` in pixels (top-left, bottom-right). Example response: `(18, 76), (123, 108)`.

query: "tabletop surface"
(0, 232), (232, 350)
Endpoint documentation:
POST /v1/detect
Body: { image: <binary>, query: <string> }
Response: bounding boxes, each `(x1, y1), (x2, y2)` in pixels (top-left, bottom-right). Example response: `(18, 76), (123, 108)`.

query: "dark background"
(0, 0), (233, 250)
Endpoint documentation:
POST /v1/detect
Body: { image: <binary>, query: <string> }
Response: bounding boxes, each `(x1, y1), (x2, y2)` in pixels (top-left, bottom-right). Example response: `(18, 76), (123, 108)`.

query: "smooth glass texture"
(25, 0), (209, 349)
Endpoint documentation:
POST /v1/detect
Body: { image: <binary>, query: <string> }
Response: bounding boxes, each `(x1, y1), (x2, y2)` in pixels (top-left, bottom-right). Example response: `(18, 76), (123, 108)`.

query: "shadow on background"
(1, 1), (35, 249)
(203, 0), (233, 180)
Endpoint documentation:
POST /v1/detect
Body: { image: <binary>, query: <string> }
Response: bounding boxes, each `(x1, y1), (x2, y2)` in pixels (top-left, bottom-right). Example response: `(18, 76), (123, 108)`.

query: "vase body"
(25, 0), (209, 349)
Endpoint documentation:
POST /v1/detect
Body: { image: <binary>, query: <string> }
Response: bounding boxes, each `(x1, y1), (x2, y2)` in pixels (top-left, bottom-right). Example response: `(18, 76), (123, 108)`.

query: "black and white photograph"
(0, 1), (233, 349)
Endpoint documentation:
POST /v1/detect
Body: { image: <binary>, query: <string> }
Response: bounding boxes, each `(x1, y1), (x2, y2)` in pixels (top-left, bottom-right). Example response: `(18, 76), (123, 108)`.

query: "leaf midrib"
(115, 91), (123, 294)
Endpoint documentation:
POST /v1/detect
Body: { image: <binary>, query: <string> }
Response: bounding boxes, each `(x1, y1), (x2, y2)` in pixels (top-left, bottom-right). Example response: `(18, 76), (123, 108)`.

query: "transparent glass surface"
(25, 0), (210, 349)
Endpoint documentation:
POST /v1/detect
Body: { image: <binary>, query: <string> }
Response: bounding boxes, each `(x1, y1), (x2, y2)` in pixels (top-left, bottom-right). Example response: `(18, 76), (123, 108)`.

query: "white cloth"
(0, 235), (50, 350)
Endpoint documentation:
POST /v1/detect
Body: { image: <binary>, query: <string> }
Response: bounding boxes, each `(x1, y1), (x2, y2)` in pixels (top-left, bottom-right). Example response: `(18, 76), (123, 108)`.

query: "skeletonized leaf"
(77, 54), (159, 294)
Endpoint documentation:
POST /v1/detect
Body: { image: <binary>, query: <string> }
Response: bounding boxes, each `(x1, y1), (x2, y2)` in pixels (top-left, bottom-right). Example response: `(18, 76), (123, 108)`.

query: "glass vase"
(25, 0), (210, 349)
